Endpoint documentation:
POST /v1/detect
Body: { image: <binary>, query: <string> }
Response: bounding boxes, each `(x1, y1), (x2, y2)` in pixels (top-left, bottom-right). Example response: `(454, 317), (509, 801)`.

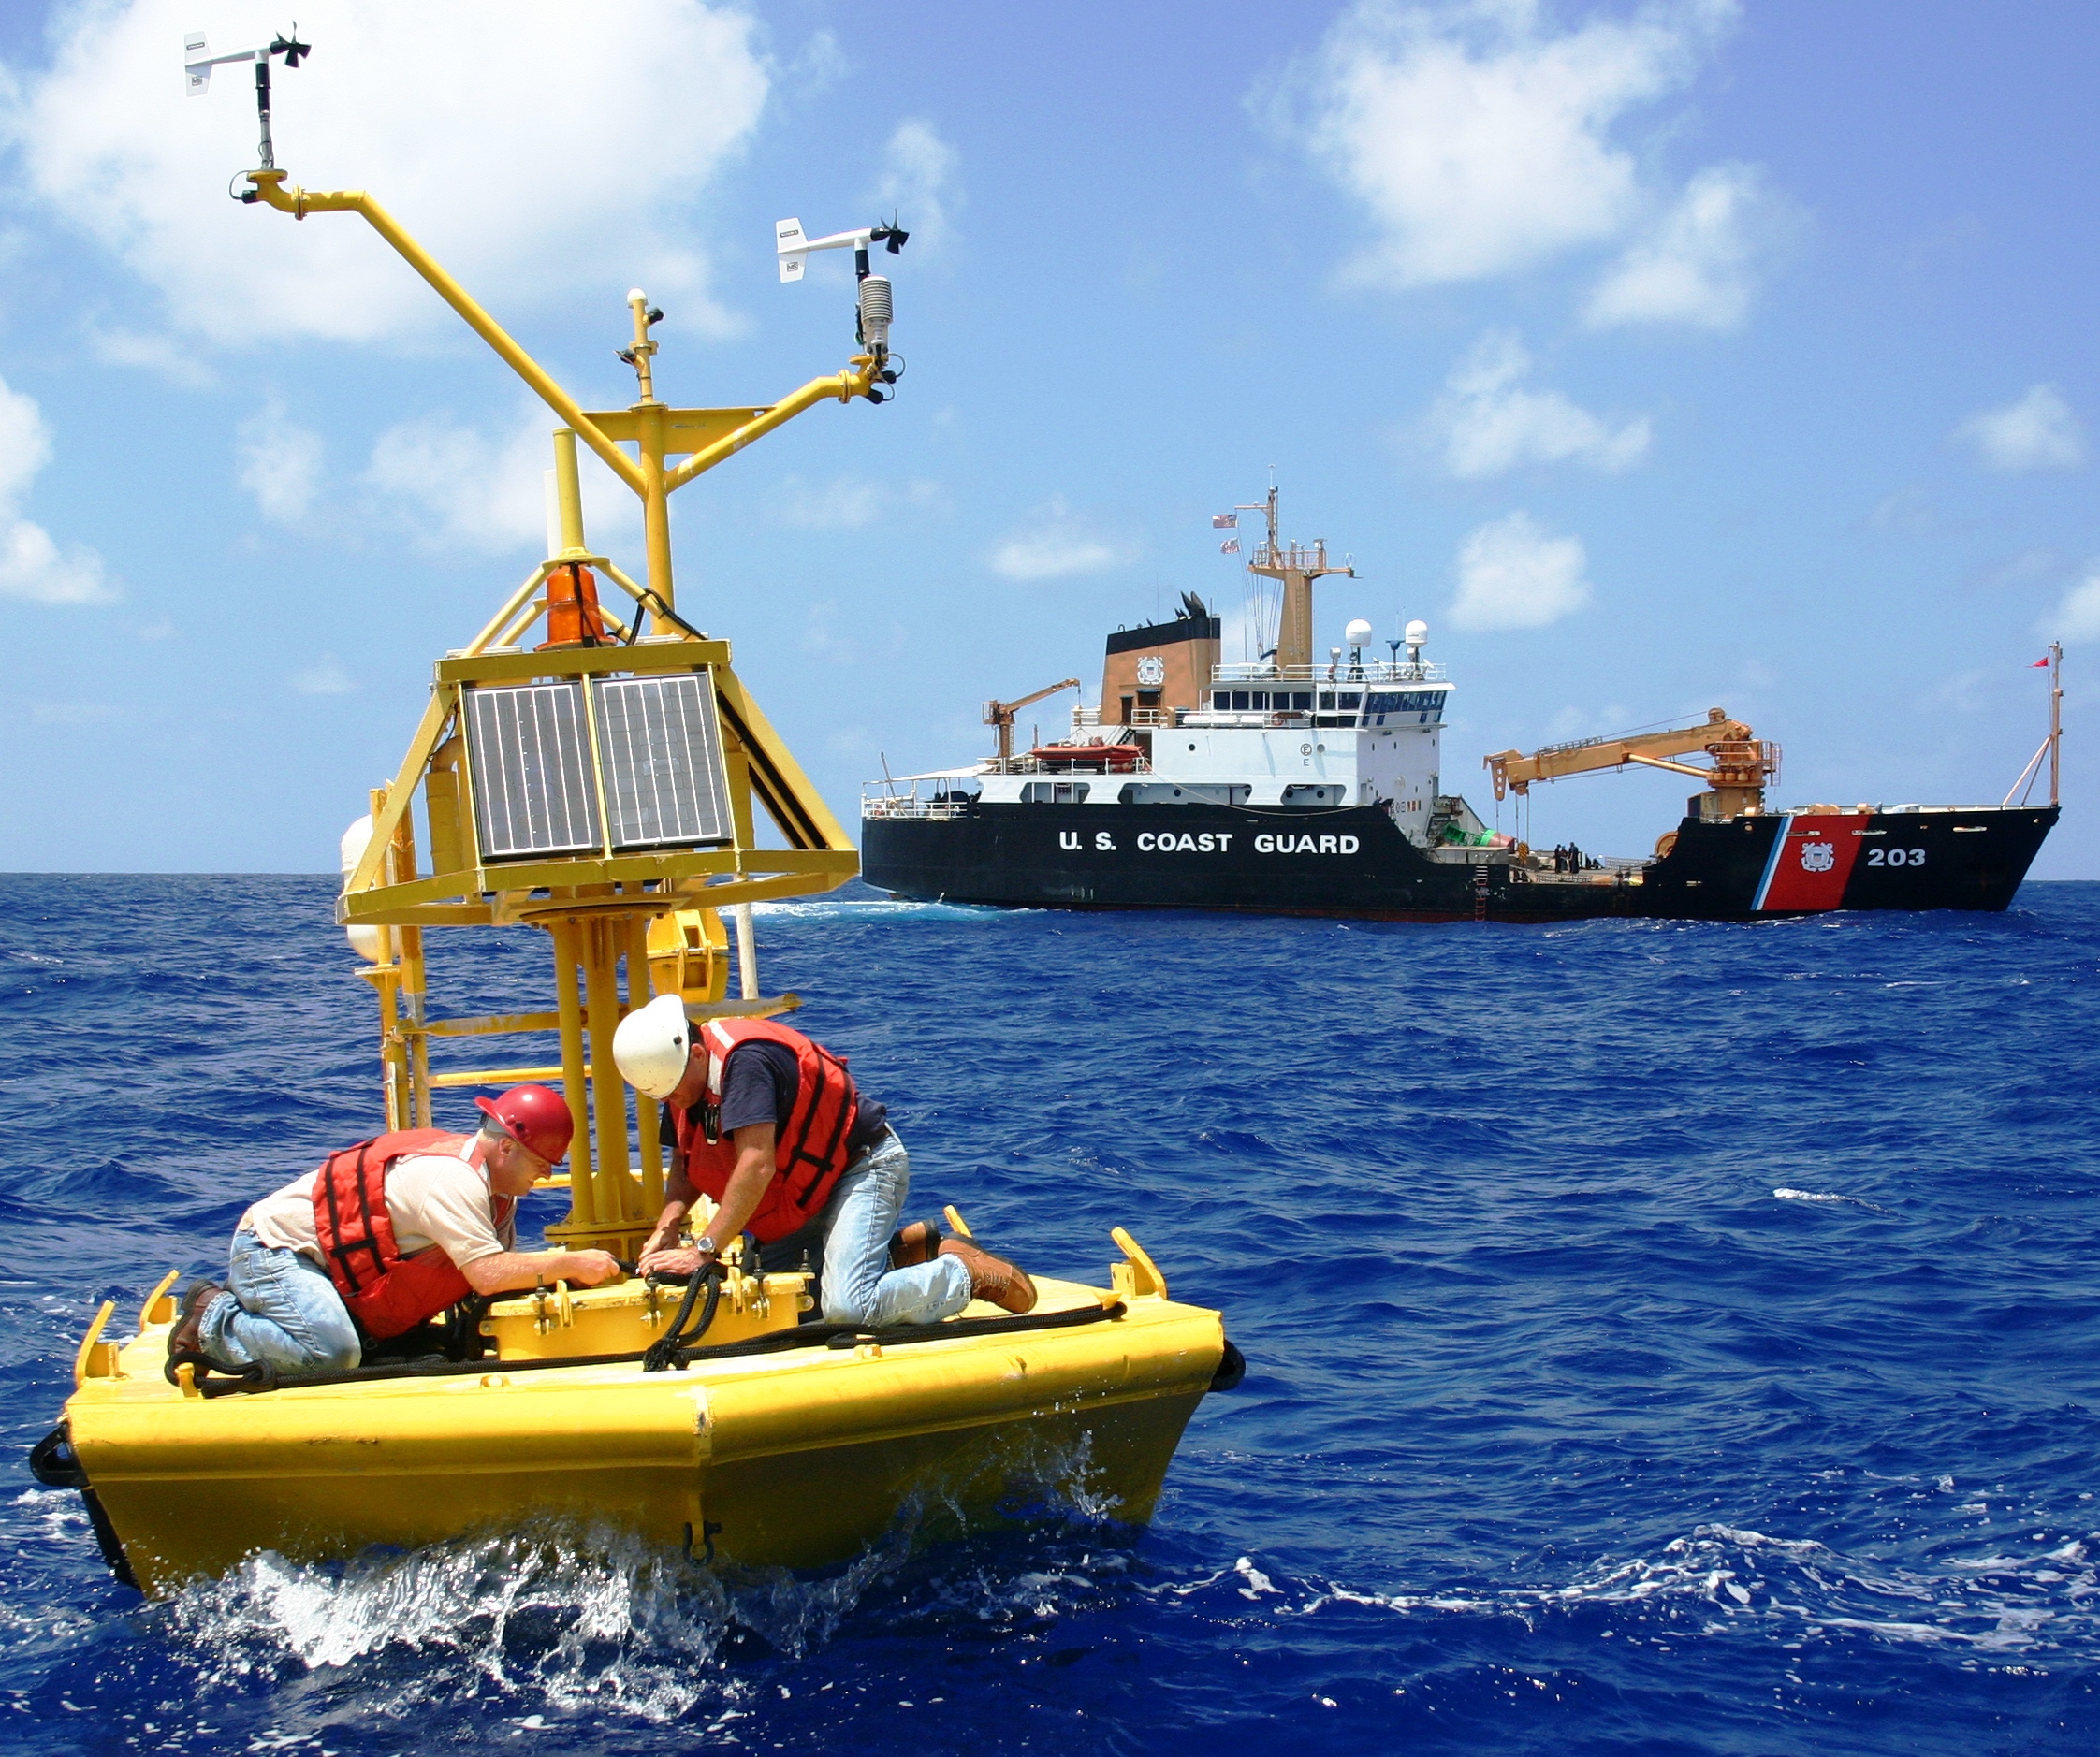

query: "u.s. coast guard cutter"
(862, 492), (2059, 922)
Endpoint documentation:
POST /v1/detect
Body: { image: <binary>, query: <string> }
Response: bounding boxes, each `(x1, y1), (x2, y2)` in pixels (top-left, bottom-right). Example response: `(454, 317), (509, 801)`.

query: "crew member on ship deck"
(612, 996), (1037, 1322)
(168, 1084), (623, 1377)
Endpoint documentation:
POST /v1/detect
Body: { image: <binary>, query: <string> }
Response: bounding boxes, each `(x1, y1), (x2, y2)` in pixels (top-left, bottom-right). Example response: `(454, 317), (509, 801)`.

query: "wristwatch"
(693, 1235), (721, 1258)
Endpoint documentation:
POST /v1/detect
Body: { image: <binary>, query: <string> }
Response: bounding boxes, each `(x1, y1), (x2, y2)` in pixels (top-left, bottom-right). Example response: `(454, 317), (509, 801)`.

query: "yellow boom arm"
(1485, 707), (1769, 800)
(984, 678), (1081, 762)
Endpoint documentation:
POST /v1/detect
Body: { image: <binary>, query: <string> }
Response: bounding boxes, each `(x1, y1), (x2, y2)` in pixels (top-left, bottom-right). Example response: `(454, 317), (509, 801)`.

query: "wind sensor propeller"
(774, 215), (909, 399)
(183, 25), (310, 174)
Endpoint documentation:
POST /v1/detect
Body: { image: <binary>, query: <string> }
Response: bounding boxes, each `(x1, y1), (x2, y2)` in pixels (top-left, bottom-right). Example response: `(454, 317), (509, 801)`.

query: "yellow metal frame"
(241, 167), (877, 1252)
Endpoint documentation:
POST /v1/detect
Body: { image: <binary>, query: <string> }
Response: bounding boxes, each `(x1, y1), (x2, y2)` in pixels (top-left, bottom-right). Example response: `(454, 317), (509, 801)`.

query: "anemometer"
(184, 26), (910, 388)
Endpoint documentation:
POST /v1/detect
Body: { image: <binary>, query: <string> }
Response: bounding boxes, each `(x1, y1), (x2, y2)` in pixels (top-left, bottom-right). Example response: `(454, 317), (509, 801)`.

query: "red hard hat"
(474, 1084), (574, 1164)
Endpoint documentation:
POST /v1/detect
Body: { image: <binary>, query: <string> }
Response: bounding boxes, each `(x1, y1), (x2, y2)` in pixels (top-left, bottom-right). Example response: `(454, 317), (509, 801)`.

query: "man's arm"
(640, 1152), (699, 1258)
(460, 1247), (622, 1295)
(637, 1124), (775, 1276)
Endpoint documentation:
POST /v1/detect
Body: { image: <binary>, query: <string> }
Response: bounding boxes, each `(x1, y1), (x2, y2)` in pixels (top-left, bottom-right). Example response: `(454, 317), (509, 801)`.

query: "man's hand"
(638, 1241), (718, 1279)
(558, 1249), (624, 1287)
(462, 1247), (625, 1296)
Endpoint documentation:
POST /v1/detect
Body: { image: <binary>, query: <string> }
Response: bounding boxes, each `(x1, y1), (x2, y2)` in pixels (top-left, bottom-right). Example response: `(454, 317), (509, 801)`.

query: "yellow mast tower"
(189, 29), (906, 1258)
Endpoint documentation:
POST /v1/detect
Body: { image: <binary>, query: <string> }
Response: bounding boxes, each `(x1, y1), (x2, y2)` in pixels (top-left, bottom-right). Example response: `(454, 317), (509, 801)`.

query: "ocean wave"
(1193, 1523), (2100, 1663)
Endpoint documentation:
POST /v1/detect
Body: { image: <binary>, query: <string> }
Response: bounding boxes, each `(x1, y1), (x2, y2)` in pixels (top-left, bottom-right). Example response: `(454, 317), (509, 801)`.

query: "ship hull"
(862, 803), (2057, 922)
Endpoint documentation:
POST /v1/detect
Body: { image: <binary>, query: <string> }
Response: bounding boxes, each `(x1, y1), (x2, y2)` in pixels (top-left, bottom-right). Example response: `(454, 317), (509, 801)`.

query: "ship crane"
(1485, 707), (1781, 819)
(984, 678), (1081, 762)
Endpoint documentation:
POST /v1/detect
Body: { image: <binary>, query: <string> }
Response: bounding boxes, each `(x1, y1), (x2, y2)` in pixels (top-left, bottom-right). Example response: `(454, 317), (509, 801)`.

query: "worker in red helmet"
(168, 1083), (621, 1380)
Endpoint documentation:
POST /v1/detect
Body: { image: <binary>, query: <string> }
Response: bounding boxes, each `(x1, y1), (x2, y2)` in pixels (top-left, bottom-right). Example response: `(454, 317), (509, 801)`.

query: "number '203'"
(1866, 847), (1926, 867)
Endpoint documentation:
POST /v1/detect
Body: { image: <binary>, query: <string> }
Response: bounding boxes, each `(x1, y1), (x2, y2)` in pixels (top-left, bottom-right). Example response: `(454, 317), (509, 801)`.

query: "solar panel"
(462, 681), (602, 860)
(593, 672), (735, 849)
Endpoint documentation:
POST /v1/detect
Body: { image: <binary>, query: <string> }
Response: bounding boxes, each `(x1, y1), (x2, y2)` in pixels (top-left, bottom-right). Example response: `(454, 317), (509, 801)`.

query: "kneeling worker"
(169, 1084), (623, 1377)
(611, 995), (1035, 1324)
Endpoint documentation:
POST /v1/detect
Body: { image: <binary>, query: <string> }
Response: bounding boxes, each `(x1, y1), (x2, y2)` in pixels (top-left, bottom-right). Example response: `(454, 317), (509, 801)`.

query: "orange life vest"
(672, 1018), (865, 1242)
(311, 1128), (513, 1340)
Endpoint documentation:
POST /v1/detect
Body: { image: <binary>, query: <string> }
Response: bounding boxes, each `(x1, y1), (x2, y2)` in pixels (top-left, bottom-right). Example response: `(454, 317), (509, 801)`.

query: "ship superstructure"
(863, 494), (2059, 922)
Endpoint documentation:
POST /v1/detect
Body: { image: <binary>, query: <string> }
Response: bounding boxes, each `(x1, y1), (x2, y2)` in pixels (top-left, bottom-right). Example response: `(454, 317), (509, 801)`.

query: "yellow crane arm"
(984, 678), (1081, 762)
(1484, 708), (1755, 799)
(984, 677), (1082, 726)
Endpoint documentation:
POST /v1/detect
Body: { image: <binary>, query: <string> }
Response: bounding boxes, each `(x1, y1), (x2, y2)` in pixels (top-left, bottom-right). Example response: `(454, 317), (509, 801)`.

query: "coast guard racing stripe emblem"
(1753, 812), (1872, 911)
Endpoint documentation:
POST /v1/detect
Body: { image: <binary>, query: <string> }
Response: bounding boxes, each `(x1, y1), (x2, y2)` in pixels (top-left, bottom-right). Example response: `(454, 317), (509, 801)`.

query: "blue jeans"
(200, 1230), (363, 1374)
(819, 1131), (971, 1329)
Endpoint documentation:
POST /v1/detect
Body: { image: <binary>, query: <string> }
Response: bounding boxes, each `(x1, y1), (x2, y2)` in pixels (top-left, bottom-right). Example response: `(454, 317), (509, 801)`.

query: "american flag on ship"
(1212, 513), (1237, 528)
(1219, 538), (1240, 554)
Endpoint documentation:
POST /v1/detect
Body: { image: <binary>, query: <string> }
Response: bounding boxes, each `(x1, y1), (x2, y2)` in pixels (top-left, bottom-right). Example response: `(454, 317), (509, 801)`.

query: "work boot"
(167, 1281), (226, 1363)
(887, 1217), (943, 1269)
(939, 1238), (1037, 1314)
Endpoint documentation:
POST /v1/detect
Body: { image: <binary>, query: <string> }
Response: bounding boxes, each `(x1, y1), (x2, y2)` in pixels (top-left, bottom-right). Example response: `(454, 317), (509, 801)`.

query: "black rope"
(194, 1300), (1127, 1398)
(641, 1267), (722, 1372)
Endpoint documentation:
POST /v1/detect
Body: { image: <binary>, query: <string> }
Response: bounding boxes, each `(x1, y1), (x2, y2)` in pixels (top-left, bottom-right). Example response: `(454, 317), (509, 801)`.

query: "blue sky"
(2, 0), (2095, 874)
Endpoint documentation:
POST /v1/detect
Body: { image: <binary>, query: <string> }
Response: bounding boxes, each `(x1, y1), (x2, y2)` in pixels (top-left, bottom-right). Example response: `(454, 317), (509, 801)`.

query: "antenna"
(774, 214), (909, 400)
(184, 24), (311, 174)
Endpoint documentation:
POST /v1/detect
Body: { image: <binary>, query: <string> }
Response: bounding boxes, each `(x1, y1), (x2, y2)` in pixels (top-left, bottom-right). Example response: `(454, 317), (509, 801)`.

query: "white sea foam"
(142, 1434), (1126, 1721)
(1225, 1522), (2100, 1664)
(1773, 1188), (1848, 1203)
(749, 896), (1018, 923)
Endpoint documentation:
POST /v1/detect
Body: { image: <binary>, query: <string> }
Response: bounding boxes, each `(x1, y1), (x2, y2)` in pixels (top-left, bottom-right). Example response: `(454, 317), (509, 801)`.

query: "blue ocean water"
(4, 874), (2097, 1753)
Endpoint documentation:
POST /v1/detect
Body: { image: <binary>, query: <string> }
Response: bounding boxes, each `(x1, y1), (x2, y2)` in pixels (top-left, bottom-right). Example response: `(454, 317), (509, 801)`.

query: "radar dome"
(1344, 617), (1374, 646)
(1405, 619), (1429, 649)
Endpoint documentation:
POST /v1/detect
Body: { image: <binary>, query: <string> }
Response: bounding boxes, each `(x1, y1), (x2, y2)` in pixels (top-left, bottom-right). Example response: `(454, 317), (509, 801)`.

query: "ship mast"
(1246, 486), (1352, 674)
(2003, 642), (2064, 808)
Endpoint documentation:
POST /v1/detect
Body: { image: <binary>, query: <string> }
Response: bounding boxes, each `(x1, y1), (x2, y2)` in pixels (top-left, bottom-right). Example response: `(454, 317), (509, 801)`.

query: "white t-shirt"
(241, 1137), (516, 1269)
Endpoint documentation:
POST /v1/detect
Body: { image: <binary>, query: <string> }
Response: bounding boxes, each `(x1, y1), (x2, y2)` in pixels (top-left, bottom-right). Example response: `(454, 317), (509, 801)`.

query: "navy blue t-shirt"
(714, 1039), (889, 1157)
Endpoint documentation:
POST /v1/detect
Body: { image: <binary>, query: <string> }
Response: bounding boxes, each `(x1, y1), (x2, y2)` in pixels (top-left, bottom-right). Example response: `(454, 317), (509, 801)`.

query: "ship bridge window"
(1292, 691), (1313, 711)
(1365, 689), (1444, 725)
(1021, 781), (1091, 805)
(1232, 691), (1251, 710)
(1213, 690), (1229, 709)
(1318, 691), (1364, 711)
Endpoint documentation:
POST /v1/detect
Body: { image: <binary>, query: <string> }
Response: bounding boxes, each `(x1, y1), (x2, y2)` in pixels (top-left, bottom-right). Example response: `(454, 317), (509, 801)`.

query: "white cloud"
(1285, 0), (1736, 287)
(293, 657), (354, 695)
(2044, 567), (2100, 644)
(27, 701), (121, 726)
(772, 473), (944, 530)
(236, 400), (325, 524)
(1957, 385), (2085, 472)
(91, 327), (215, 388)
(1449, 510), (1590, 631)
(989, 497), (1133, 582)
(366, 403), (639, 555)
(0, 373), (112, 605)
(1428, 330), (1648, 476)
(873, 120), (960, 254)
(1585, 162), (1766, 329)
(775, 475), (883, 530)
(9, 2), (767, 347)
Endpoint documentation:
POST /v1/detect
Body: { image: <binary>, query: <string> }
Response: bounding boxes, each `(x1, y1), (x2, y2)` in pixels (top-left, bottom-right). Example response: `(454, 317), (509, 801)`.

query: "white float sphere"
(339, 815), (386, 962)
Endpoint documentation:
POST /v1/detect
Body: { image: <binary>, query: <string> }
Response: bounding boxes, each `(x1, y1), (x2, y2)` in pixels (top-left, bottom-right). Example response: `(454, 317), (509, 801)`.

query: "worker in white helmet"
(611, 995), (1036, 1326)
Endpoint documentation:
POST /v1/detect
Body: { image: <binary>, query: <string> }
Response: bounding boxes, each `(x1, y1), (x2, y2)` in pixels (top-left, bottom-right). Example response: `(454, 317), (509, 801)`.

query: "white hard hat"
(612, 992), (693, 1100)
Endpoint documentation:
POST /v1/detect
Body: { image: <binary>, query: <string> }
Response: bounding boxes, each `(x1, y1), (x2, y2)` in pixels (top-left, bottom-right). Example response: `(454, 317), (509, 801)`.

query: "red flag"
(2032, 657), (2051, 667)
